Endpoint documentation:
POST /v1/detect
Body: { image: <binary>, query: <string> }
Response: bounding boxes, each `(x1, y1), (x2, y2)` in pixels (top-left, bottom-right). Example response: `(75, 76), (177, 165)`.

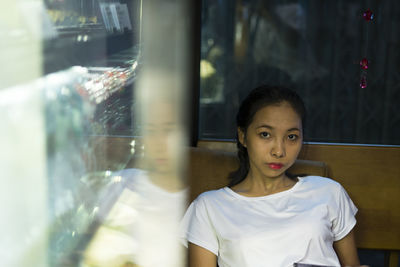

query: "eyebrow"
(256, 124), (301, 132)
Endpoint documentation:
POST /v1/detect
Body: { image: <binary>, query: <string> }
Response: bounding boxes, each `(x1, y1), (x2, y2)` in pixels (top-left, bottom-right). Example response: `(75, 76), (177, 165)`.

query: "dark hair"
(228, 85), (306, 187)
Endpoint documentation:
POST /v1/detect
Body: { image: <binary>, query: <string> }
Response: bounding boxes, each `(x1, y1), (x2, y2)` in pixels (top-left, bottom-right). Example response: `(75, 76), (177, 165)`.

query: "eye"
(259, 132), (271, 138)
(288, 134), (299, 141)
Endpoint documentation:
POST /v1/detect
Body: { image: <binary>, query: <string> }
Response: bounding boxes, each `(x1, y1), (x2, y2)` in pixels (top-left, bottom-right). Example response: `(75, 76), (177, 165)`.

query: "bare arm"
(333, 229), (368, 267)
(188, 242), (217, 267)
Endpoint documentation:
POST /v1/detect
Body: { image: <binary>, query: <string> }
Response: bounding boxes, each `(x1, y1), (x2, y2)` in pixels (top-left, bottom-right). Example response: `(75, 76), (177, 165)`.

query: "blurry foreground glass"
(0, 0), (190, 266)
(82, 1), (190, 267)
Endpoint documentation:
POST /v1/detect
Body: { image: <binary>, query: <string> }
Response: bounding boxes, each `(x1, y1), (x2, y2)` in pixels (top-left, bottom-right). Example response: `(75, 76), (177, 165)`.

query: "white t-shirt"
(180, 176), (357, 267)
(85, 168), (188, 267)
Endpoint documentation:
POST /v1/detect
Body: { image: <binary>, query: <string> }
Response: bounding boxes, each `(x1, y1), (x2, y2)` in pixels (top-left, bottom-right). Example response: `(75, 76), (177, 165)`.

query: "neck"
(232, 170), (297, 197)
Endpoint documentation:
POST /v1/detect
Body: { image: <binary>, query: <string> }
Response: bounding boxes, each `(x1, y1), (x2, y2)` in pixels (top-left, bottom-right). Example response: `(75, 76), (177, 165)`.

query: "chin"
(261, 170), (286, 179)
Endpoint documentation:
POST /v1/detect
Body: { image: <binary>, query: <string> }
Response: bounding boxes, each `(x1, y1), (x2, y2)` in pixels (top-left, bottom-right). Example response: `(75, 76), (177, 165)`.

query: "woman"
(84, 94), (187, 267)
(181, 85), (367, 267)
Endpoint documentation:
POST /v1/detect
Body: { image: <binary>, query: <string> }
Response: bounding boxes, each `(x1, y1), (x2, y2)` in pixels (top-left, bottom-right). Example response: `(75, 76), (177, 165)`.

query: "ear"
(237, 127), (247, 147)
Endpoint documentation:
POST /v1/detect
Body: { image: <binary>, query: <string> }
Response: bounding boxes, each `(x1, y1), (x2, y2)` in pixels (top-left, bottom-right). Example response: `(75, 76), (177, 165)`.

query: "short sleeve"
(180, 197), (219, 255)
(331, 184), (358, 241)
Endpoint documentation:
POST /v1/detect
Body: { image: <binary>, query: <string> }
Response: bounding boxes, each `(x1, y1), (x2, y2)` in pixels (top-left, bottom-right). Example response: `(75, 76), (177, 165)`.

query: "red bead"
(360, 58), (369, 70)
(360, 76), (367, 88)
(363, 9), (374, 21)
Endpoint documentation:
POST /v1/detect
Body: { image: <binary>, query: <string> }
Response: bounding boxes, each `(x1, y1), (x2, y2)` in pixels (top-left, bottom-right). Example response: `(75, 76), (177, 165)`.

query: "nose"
(270, 139), (286, 158)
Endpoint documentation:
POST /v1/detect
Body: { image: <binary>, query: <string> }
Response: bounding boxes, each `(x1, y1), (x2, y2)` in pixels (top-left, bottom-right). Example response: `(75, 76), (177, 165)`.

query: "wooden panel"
(92, 138), (400, 250)
(198, 140), (237, 152)
(187, 147), (328, 202)
(298, 144), (400, 250)
(388, 251), (399, 267)
(198, 141), (400, 250)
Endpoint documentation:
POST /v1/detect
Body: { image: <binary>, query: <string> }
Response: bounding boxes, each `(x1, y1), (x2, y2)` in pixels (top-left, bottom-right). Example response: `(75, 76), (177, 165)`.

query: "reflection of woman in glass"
(83, 85), (187, 267)
(181, 86), (367, 267)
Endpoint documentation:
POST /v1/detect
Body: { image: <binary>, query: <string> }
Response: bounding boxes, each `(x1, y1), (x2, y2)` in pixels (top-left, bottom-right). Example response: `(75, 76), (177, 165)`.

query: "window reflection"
(199, 0), (400, 145)
(82, 74), (188, 267)
(0, 0), (190, 266)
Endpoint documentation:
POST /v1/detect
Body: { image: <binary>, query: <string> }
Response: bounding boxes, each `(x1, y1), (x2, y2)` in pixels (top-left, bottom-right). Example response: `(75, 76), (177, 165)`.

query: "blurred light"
(200, 59), (216, 78)
(92, 207), (99, 215)
(132, 61), (138, 70)
(130, 140), (136, 147)
(112, 176), (122, 183)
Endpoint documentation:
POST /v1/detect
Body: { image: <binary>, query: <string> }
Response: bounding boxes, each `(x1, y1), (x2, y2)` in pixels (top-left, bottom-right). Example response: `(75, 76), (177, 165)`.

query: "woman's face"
(239, 101), (303, 180)
(143, 101), (180, 175)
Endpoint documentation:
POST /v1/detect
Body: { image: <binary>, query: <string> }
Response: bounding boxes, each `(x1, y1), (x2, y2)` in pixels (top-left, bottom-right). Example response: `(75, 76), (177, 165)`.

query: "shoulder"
(195, 188), (229, 202)
(296, 176), (356, 212)
(192, 188), (232, 208)
(299, 175), (343, 193)
(300, 175), (340, 186)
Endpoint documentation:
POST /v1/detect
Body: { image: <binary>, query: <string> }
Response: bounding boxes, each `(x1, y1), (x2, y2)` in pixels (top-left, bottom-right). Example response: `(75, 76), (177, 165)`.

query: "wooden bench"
(187, 146), (328, 201)
(89, 136), (400, 267)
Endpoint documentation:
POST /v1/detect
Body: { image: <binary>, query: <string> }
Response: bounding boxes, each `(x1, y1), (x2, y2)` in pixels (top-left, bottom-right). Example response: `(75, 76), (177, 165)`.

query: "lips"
(268, 163), (283, 170)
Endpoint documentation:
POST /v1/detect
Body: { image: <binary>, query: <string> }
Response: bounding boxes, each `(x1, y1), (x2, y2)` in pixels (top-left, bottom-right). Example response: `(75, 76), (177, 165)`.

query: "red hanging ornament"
(363, 9), (374, 21)
(360, 58), (369, 70)
(360, 75), (367, 88)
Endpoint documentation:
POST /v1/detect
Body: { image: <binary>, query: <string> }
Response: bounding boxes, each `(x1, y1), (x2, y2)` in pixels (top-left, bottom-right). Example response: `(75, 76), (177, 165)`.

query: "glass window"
(0, 1), (190, 266)
(199, 0), (400, 145)
(43, 0), (141, 137)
